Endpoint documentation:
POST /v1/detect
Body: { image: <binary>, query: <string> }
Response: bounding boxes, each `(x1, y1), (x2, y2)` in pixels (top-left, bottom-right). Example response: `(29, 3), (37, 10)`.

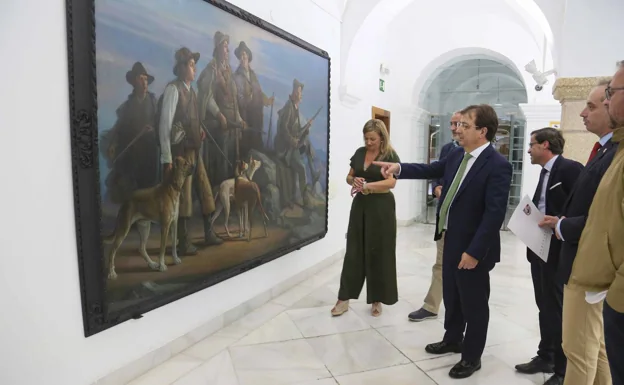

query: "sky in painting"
(95, 0), (329, 193)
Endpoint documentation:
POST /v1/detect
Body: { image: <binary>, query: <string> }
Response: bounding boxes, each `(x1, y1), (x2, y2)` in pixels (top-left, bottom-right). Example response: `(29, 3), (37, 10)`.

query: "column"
(518, 103), (562, 200)
(552, 77), (610, 163)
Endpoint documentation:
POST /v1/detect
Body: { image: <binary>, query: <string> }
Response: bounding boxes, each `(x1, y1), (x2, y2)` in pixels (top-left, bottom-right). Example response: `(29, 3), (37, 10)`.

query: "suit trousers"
(422, 236), (444, 314)
(442, 257), (492, 363)
(529, 257), (566, 375)
(603, 299), (624, 385)
(562, 285), (611, 385)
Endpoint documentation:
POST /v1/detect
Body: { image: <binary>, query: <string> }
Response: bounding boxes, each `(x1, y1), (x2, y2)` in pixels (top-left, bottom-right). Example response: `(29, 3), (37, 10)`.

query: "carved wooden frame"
(65, 0), (331, 337)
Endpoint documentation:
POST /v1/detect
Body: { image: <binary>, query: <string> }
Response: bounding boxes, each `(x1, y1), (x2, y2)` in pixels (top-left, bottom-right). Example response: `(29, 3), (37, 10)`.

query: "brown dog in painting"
(103, 156), (193, 279)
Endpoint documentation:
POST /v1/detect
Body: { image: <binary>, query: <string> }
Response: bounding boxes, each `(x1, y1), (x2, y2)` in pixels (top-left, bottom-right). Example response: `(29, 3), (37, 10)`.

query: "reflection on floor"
(127, 223), (546, 385)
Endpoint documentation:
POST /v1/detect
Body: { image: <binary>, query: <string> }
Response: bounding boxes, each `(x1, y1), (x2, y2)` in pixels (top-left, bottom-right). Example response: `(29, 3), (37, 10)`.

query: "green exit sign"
(379, 79), (385, 92)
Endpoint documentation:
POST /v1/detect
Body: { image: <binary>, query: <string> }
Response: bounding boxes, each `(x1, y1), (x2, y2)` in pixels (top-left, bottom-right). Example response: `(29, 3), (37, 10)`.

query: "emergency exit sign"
(379, 79), (385, 92)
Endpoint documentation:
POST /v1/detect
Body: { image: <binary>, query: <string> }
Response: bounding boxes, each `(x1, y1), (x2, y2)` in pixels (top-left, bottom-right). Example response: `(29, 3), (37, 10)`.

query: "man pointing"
(374, 104), (512, 379)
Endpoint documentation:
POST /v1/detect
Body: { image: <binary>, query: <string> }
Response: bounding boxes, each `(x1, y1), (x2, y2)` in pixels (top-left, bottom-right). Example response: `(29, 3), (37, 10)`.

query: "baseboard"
(94, 248), (346, 385)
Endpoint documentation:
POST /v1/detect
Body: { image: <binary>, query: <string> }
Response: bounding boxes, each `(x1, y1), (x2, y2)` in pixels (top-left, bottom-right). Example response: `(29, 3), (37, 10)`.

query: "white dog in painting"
(211, 155), (263, 237)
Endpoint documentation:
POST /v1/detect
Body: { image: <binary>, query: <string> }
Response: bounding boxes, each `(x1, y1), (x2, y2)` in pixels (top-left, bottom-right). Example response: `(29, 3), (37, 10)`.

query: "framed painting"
(65, 0), (331, 336)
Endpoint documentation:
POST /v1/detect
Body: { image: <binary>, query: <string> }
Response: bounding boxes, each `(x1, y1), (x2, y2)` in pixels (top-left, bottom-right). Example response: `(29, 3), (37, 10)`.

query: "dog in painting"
(103, 156), (193, 279)
(211, 155), (262, 237)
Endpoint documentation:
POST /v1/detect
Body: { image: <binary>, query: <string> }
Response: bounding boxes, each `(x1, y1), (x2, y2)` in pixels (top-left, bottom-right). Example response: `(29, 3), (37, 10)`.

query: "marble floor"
(127, 223), (545, 385)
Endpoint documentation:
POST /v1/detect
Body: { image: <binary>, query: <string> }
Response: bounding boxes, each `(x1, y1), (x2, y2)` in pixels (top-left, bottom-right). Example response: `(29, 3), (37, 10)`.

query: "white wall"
(557, 0), (624, 77)
(340, 0), (558, 224)
(0, 1), (352, 384)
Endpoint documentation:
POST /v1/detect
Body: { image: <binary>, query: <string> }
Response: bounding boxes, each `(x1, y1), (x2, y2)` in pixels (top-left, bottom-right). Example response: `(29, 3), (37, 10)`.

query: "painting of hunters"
(95, 0), (329, 312)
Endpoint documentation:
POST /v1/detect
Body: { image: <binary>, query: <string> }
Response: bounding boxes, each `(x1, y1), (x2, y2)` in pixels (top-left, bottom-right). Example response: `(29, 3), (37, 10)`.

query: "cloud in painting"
(97, 0), (302, 88)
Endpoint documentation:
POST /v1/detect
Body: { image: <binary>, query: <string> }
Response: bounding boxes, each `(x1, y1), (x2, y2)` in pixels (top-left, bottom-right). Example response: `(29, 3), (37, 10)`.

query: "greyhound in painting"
(211, 155), (263, 238)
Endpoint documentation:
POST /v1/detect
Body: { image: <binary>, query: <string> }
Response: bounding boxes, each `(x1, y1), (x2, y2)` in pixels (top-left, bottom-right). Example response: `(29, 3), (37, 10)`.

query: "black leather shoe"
(408, 308), (438, 322)
(515, 356), (554, 374)
(425, 341), (462, 355)
(449, 359), (481, 379)
(544, 374), (564, 385)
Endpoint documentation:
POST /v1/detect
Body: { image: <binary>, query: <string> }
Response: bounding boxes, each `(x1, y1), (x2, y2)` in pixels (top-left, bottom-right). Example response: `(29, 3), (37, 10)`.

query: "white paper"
(507, 195), (552, 262)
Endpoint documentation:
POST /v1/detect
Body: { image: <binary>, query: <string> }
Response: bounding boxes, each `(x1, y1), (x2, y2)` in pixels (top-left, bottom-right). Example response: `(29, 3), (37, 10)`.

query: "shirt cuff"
(555, 218), (565, 241)
(395, 163), (401, 177)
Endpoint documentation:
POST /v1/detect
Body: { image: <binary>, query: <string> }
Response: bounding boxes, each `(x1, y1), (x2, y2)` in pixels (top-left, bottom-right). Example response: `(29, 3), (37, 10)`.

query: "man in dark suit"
(515, 127), (583, 385)
(375, 104), (512, 379)
(408, 111), (461, 322)
(539, 79), (616, 385)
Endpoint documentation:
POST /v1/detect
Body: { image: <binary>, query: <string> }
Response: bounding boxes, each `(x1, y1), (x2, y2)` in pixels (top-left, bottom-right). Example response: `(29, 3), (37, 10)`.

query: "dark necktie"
(532, 168), (548, 207)
(587, 142), (601, 164)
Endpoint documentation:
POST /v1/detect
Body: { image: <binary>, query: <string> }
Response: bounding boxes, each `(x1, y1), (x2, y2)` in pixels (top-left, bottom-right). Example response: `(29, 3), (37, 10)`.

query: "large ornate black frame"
(65, 0), (331, 337)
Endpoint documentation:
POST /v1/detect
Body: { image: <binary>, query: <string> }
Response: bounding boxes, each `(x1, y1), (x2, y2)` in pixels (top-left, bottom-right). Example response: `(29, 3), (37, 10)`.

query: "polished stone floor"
(127, 223), (545, 385)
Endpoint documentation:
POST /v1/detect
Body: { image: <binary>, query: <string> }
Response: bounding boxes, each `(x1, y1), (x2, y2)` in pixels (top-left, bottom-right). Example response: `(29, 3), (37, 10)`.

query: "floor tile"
(184, 334), (238, 361)
(229, 339), (331, 385)
(171, 350), (238, 385)
(286, 305), (370, 338)
(376, 320), (449, 362)
(126, 354), (203, 385)
(233, 313), (304, 346)
(289, 285), (341, 310)
(335, 363), (436, 385)
(305, 329), (410, 376)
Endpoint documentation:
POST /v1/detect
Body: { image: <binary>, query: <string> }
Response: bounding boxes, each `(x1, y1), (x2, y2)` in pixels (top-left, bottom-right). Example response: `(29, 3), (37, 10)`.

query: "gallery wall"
(0, 0), (352, 384)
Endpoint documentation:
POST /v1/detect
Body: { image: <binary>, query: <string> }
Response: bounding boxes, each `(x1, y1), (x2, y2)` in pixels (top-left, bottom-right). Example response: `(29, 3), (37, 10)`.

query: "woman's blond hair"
(363, 118), (394, 160)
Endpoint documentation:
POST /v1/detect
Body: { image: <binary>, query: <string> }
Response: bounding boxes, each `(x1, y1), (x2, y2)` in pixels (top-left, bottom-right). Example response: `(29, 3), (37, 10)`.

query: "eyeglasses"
(605, 85), (624, 100)
(450, 121), (460, 127)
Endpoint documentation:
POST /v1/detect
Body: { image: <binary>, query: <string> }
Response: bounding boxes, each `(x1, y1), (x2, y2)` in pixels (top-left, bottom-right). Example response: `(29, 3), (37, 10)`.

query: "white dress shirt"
(159, 82), (191, 164)
(537, 155), (559, 214)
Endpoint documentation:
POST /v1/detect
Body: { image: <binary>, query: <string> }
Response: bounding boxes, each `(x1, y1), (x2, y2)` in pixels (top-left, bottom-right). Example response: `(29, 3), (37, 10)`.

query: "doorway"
(372, 106), (391, 135)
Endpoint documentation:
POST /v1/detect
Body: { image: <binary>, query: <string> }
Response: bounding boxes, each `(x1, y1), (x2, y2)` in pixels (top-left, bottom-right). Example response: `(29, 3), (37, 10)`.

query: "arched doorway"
(421, 56), (529, 228)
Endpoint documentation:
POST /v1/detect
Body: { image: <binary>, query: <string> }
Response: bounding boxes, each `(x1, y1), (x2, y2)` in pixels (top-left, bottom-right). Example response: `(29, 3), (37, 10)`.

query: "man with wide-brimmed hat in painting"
(233, 40), (274, 154)
(274, 78), (320, 209)
(197, 31), (247, 186)
(102, 61), (159, 204)
(159, 47), (222, 254)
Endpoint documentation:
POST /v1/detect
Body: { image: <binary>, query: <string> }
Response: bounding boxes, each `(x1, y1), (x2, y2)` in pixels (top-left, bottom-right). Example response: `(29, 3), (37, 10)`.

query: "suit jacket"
(399, 144), (512, 268)
(432, 141), (457, 192)
(568, 127), (624, 312)
(557, 140), (618, 284)
(527, 156), (584, 266)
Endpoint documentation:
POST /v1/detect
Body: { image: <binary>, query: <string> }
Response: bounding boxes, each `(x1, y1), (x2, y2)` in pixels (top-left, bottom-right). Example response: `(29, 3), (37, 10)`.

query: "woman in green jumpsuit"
(331, 118), (400, 317)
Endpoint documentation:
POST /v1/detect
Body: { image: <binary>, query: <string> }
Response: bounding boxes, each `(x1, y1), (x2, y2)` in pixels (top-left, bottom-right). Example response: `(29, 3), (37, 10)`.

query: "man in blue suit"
(409, 111), (461, 322)
(374, 104), (513, 379)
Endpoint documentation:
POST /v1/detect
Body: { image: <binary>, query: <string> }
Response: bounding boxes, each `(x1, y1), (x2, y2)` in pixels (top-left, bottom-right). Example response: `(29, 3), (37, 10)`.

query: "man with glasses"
(374, 104), (512, 379)
(408, 111), (461, 322)
(561, 62), (624, 385)
(539, 78), (616, 385)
